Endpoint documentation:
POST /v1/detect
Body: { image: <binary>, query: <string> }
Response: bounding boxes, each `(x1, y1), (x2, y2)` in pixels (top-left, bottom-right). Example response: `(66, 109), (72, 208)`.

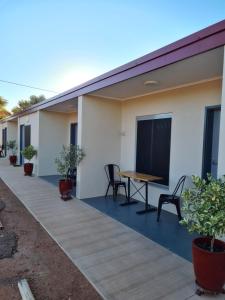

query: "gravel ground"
(0, 178), (102, 300)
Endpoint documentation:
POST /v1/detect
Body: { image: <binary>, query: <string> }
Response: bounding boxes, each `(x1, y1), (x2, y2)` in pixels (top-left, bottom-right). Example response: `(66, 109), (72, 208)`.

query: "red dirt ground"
(0, 178), (102, 300)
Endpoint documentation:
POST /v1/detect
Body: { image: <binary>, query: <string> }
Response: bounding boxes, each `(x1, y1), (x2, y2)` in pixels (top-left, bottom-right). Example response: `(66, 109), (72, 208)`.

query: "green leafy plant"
(55, 145), (85, 179)
(181, 174), (225, 252)
(21, 145), (37, 161)
(6, 140), (17, 155)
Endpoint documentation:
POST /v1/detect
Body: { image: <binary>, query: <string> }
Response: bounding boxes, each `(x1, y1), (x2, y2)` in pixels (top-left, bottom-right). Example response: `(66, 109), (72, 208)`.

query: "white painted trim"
(87, 93), (121, 101)
(136, 113), (172, 121)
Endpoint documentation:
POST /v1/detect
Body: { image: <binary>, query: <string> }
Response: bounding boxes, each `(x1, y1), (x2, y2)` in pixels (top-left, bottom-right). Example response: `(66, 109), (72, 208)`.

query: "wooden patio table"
(118, 171), (163, 214)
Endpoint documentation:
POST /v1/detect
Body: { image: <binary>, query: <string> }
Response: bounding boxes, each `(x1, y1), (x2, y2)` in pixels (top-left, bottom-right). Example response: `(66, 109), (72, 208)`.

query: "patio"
(0, 160), (224, 299)
(83, 195), (197, 262)
(40, 175), (196, 261)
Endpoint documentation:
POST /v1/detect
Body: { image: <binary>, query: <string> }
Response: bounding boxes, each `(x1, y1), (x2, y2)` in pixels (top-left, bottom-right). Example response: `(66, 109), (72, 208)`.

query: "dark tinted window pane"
(136, 120), (152, 174)
(151, 118), (171, 185)
(136, 117), (171, 186)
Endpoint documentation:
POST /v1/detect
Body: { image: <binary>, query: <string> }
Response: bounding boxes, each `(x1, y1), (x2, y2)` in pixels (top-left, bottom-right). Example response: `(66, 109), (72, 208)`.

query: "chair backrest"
(104, 164), (120, 183)
(172, 176), (186, 197)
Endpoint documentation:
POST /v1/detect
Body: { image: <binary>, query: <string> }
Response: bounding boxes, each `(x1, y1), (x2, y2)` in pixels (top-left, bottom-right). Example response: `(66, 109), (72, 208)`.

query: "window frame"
(135, 113), (172, 188)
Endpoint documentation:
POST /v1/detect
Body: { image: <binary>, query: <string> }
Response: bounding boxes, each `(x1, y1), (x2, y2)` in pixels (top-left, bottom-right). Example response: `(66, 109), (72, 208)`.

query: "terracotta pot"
(59, 179), (73, 200)
(192, 237), (225, 293)
(24, 163), (33, 176)
(9, 155), (17, 165)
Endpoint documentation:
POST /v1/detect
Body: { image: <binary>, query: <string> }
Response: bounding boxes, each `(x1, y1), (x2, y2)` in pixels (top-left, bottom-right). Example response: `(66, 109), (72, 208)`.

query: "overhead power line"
(0, 79), (58, 94)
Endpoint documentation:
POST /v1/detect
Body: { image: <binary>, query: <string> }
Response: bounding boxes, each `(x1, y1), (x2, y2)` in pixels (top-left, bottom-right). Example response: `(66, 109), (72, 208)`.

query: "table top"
(118, 171), (162, 183)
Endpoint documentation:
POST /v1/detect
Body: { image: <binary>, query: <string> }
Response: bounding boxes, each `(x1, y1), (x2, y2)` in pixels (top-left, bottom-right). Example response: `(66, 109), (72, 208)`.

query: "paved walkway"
(0, 160), (223, 300)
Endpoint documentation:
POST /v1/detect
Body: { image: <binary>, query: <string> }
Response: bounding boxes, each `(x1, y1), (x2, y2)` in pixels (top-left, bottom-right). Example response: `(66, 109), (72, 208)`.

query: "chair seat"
(157, 175), (186, 222)
(112, 181), (126, 186)
(160, 194), (180, 203)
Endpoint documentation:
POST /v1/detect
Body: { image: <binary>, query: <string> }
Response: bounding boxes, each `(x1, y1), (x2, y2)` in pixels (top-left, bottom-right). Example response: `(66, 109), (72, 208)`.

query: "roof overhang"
(89, 47), (223, 100)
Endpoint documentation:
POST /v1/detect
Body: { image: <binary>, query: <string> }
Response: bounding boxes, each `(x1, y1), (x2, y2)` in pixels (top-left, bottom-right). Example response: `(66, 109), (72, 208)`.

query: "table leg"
(120, 177), (138, 206)
(136, 181), (157, 214)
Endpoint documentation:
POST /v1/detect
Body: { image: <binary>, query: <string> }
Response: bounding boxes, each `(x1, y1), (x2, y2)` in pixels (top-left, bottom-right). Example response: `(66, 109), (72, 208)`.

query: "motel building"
(1, 20), (225, 215)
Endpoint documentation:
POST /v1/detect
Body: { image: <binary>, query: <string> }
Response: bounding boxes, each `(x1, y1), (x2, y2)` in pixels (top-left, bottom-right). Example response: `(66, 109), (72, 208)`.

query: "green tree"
(0, 96), (10, 119)
(12, 95), (46, 114)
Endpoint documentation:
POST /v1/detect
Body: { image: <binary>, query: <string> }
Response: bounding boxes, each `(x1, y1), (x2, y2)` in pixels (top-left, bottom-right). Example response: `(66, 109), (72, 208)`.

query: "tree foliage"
(12, 95), (46, 114)
(6, 140), (17, 155)
(181, 174), (225, 251)
(0, 96), (11, 119)
(55, 145), (85, 179)
(21, 145), (37, 161)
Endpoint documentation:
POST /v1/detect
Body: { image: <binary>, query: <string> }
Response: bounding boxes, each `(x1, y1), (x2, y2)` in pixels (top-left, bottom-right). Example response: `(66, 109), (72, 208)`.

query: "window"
(136, 114), (172, 186)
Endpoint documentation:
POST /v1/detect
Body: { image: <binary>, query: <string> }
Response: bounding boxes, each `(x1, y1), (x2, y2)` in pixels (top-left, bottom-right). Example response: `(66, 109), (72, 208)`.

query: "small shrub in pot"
(55, 145), (85, 200)
(181, 174), (225, 293)
(6, 140), (17, 165)
(21, 145), (37, 176)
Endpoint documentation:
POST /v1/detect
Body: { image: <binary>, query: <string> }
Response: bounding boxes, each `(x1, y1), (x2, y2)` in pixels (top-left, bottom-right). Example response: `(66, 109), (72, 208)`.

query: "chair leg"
(105, 183), (110, 198)
(175, 200), (182, 221)
(115, 185), (119, 197)
(113, 185), (116, 200)
(157, 198), (163, 222)
(124, 184), (128, 199)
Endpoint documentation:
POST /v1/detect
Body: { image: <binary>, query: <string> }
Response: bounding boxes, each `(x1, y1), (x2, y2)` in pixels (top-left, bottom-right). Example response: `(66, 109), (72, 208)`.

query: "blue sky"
(0, 0), (225, 111)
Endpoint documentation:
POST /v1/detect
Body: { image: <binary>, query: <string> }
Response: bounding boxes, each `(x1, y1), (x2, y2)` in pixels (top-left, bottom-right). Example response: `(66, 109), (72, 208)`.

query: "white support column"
(75, 96), (84, 199)
(76, 95), (121, 199)
(217, 46), (225, 177)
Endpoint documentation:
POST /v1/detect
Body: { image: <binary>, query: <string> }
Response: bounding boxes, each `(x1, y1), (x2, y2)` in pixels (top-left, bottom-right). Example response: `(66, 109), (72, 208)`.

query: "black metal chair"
(157, 175), (186, 221)
(104, 164), (127, 199)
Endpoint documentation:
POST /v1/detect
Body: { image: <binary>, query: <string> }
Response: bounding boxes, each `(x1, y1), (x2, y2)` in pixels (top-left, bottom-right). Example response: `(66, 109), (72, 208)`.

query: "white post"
(76, 96), (84, 199)
(217, 46), (225, 177)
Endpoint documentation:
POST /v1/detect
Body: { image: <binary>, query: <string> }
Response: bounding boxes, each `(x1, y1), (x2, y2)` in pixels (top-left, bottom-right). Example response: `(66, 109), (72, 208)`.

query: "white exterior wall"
(38, 111), (77, 176)
(18, 112), (39, 175)
(7, 121), (18, 142)
(77, 95), (121, 199)
(120, 80), (222, 213)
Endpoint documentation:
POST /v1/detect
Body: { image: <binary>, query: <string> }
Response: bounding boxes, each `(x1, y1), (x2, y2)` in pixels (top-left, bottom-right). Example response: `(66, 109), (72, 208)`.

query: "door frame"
(202, 105), (221, 179)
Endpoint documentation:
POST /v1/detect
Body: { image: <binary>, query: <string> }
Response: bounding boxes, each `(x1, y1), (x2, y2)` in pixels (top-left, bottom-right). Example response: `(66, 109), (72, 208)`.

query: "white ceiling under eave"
(89, 47), (224, 100)
(43, 98), (78, 113)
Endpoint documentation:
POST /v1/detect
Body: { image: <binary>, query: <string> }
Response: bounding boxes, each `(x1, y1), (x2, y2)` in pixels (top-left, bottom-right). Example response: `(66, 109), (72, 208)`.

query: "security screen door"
(202, 107), (221, 179)
(20, 125), (31, 164)
(70, 123), (78, 145)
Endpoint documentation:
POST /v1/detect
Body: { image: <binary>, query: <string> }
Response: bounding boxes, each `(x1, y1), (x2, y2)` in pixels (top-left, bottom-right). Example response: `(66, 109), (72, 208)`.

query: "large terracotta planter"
(59, 179), (73, 200)
(9, 155), (17, 165)
(192, 237), (225, 293)
(24, 163), (33, 176)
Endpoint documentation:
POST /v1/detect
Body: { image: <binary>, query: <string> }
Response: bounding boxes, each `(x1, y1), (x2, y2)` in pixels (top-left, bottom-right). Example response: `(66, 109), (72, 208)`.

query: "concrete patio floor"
(0, 159), (223, 300)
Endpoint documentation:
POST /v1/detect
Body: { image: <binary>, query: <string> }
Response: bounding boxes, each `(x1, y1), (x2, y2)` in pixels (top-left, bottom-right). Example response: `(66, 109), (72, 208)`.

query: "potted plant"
(55, 145), (85, 200)
(6, 140), (17, 165)
(21, 145), (37, 176)
(181, 175), (225, 294)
